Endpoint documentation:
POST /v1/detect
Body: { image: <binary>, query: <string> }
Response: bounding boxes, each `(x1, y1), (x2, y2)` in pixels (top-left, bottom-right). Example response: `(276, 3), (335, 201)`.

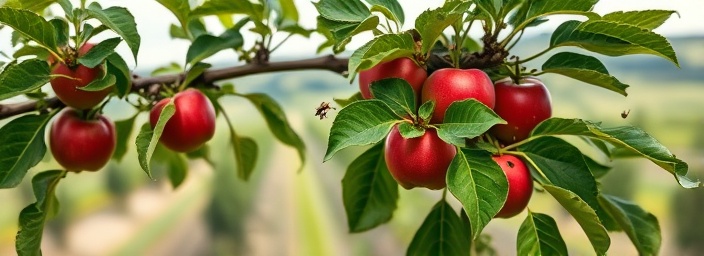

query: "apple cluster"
(47, 43), (216, 173)
(359, 57), (553, 218)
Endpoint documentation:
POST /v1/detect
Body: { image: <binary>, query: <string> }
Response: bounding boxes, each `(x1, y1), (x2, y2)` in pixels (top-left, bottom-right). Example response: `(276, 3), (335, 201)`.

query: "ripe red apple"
(49, 108), (116, 172)
(490, 77), (552, 144)
(150, 88), (216, 152)
(420, 68), (495, 123)
(493, 154), (533, 218)
(384, 125), (457, 190)
(50, 43), (112, 110)
(359, 57), (427, 100)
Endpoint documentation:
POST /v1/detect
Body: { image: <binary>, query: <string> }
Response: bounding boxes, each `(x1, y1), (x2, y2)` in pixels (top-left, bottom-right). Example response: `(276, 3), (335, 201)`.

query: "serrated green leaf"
(105, 53), (131, 97)
(584, 155), (611, 178)
(153, 144), (188, 188)
(551, 20), (679, 66)
(243, 93), (305, 170)
(334, 92), (363, 108)
(325, 100), (401, 161)
(156, 0), (191, 34)
(602, 10), (676, 30)
(369, 78), (416, 118)
(77, 37), (122, 68)
(511, 0), (597, 28)
(530, 118), (699, 188)
(415, 1), (470, 54)
(136, 100), (175, 178)
(86, 3), (140, 63)
(15, 170), (65, 256)
(517, 211), (568, 256)
(0, 7), (57, 50)
(599, 194), (661, 255)
(12, 45), (49, 59)
(186, 28), (243, 67)
(519, 137), (615, 229)
(343, 142), (398, 232)
(112, 114), (137, 162)
(0, 59), (50, 100)
(397, 122), (424, 139)
(543, 185), (610, 255)
(447, 148), (508, 240)
(365, 0), (405, 24)
(314, 0), (370, 23)
(435, 99), (505, 146)
(79, 73), (115, 91)
(407, 200), (471, 256)
(318, 15), (380, 53)
(542, 52), (629, 96)
(0, 113), (52, 188)
(49, 18), (69, 47)
(347, 33), (416, 81)
(473, 0), (500, 21)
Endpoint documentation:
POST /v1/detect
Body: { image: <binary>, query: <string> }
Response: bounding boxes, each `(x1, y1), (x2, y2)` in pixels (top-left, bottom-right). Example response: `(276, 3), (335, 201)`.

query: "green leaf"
(417, 100), (434, 123)
(49, 18), (69, 47)
(271, 0), (299, 27)
(407, 200), (471, 256)
(511, 0), (597, 28)
(397, 122), (424, 139)
(551, 20), (679, 67)
(11, 45), (49, 60)
(517, 211), (568, 256)
(473, 0), (500, 21)
(112, 114), (137, 162)
(314, 0), (371, 23)
(415, 1), (470, 54)
(0, 113), (52, 188)
(77, 37), (122, 68)
(183, 62), (211, 87)
(343, 143), (398, 232)
(530, 118), (699, 188)
(79, 73), (115, 91)
(447, 148), (508, 240)
(186, 28), (243, 67)
(369, 78), (416, 118)
(16, 170), (65, 256)
(365, 0), (405, 24)
(0, 59), (50, 100)
(347, 33), (416, 81)
(318, 16), (380, 53)
(435, 99), (506, 146)
(191, 0), (264, 20)
(602, 10), (676, 30)
(584, 155), (611, 178)
(599, 195), (661, 255)
(105, 53), (132, 97)
(156, 0), (191, 34)
(86, 3), (141, 63)
(519, 137), (614, 227)
(243, 93), (305, 170)
(543, 185), (610, 254)
(334, 92), (363, 108)
(324, 100), (401, 161)
(0, 7), (57, 50)
(542, 52), (629, 96)
(152, 144), (188, 188)
(136, 100), (175, 178)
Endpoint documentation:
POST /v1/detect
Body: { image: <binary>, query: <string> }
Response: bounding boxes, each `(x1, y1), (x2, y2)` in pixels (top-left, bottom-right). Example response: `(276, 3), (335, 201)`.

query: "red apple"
(420, 68), (495, 123)
(150, 88), (216, 152)
(50, 43), (112, 110)
(493, 154), (533, 218)
(384, 125), (457, 190)
(359, 57), (427, 100)
(49, 108), (116, 172)
(490, 77), (552, 144)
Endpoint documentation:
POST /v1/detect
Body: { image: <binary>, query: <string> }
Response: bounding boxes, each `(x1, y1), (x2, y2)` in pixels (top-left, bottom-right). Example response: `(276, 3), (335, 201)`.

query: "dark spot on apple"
(507, 160), (515, 168)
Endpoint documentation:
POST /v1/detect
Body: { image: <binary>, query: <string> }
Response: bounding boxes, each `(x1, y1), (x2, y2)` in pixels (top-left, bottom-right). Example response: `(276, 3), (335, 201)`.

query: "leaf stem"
(270, 33), (293, 53)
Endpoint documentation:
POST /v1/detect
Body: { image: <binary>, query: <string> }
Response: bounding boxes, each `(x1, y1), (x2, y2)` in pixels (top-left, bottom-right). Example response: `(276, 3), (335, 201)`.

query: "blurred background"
(1, 0), (704, 255)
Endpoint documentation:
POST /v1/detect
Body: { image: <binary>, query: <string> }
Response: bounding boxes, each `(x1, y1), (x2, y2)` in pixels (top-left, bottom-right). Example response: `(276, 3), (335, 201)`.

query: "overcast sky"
(2, 0), (703, 69)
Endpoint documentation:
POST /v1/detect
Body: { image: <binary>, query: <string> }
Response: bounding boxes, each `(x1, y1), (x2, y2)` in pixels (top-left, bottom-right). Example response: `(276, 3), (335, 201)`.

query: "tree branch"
(0, 55), (349, 120)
